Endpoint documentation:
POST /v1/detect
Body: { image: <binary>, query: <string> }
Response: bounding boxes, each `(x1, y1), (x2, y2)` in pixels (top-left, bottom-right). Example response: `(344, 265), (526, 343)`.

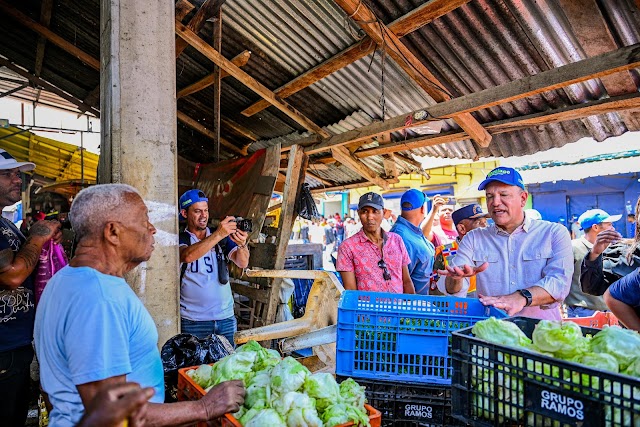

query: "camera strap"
(179, 227), (229, 283)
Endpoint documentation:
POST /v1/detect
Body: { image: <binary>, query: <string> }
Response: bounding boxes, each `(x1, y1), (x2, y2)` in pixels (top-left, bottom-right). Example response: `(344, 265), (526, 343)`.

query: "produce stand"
(177, 364), (381, 427)
(451, 317), (640, 427)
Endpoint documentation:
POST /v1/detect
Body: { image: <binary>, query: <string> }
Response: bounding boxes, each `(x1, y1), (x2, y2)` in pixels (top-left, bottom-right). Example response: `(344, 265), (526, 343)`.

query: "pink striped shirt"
(337, 230), (410, 293)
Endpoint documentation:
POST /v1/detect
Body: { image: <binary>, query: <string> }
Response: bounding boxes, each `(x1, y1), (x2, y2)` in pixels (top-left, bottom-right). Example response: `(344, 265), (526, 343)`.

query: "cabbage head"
(304, 373), (340, 412)
(245, 370), (272, 408)
(244, 408), (286, 427)
(237, 340), (281, 372)
(590, 326), (640, 370)
(532, 320), (590, 359)
(339, 377), (366, 410)
(211, 350), (257, 386)
(186, 364), (214, 389)
(270, 356), (310, 394)
(272, 392), (322, 427)
(572, 353), (619, 373)
(322, 403), (370, 427)
(622, 356), (640, 378)
(472, 317), (532, 348)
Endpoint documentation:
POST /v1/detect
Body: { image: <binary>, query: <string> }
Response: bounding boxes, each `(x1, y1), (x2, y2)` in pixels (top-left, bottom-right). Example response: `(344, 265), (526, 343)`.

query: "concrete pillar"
(99, 0), (179, 346)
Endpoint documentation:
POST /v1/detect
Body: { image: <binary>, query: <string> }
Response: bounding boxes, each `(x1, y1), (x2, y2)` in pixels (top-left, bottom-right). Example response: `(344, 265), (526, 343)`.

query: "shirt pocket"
(522, 247), (553, 284)
(472, 251), (499, 265)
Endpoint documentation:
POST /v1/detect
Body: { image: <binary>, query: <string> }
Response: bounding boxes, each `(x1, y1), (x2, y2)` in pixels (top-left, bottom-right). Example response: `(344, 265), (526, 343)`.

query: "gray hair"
(69, 184), (141, 241)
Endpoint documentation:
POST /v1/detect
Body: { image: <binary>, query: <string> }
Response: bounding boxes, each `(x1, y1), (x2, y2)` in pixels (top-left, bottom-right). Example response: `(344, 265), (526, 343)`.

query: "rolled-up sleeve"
(533, 225), (573, 301)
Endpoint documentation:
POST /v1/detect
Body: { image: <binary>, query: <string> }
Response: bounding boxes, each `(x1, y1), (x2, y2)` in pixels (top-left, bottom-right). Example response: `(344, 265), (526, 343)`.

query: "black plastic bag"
(296, 183), (320, 220)
(161, 333), (234, 402)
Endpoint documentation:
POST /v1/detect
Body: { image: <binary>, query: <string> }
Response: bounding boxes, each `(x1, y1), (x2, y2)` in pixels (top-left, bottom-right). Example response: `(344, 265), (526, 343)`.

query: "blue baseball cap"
(179, 189), (208, 211)
(452, 203), (489, 226)
(478, 167), (525, 191)
(578, 209), (622, 230)
(400, 189), (427, 211)
(358, 192), (384, 211)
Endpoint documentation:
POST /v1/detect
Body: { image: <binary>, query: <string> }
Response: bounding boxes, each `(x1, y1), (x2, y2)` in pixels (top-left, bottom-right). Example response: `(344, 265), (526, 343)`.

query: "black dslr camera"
(234, 217), (253, 233)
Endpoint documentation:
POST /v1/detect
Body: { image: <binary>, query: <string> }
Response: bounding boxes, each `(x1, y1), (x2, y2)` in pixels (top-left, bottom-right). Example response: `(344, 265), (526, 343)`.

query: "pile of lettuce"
(186, 340), (370, 427)
(469, 317), (640, 426)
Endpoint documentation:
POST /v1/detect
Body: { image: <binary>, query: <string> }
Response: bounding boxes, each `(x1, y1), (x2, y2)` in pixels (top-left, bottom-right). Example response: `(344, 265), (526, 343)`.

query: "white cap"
(0, 149), (35, 172)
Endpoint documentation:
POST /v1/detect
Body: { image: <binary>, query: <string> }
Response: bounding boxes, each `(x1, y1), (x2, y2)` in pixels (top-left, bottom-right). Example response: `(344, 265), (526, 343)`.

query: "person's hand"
(437, 262), (488, 279)
(199, 380), (245, 420)
(229, 229), (248, 247)
(78, 382), (155, 427)
(215, 216), (238, 239)
(478, 292), (527, 316)
(28, 220), (61, 243)
(590, 229), (623, 259)
(431, 195), (446, 212)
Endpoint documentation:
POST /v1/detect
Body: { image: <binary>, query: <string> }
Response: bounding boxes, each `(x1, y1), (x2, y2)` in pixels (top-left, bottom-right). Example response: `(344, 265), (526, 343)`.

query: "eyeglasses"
(0, 170), (21, 180)
(378, 259), (391, 281)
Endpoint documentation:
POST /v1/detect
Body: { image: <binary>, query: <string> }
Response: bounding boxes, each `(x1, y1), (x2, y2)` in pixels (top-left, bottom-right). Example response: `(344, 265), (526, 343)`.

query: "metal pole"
(80, 131), (85, 185)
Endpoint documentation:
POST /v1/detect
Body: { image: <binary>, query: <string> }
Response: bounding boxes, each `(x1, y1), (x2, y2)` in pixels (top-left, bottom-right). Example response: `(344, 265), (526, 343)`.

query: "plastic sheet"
(161, 333), (234, 402)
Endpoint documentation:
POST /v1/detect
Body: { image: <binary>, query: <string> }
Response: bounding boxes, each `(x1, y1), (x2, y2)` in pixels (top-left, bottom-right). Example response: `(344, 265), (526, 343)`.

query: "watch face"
(520, 289), (532, 306)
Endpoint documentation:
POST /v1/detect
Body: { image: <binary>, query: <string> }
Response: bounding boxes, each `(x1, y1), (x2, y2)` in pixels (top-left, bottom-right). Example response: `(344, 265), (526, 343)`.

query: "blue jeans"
(566, 306), (597, 318)
(181, 316), (237, 348)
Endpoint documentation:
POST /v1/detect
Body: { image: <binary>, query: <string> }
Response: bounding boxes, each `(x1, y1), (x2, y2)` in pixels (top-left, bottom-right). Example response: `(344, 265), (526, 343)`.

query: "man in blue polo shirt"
(390, 189), (435, 295)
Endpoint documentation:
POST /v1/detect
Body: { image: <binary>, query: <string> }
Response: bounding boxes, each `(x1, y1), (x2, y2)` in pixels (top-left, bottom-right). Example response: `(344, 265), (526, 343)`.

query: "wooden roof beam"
(310, 181), (371, 194)
(0, 0), (99, 71)
(175, 0), (196, 20)
(177, 50), (252, 98)
(300, 42), (640, 155)
(306, 171), (334, 187)
(354, 92), (640, 158)
(175, 20), (330, 138)
(241, 0), (469, 117)
(333, 0), (491, 148)
(175, 0), (225, 58)
(34, 0), (54, 77)
(331, 146), (390, 190)
(177, 110), (247, 156)
(0, 58), (99, 117)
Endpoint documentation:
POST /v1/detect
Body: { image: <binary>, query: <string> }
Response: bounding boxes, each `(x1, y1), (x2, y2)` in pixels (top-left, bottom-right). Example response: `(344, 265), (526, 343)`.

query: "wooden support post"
(264, 145), (307, 326)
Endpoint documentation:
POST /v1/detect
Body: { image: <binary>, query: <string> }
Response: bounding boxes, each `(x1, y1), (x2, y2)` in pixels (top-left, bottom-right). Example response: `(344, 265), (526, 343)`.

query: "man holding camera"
(179, 189), (250, 346)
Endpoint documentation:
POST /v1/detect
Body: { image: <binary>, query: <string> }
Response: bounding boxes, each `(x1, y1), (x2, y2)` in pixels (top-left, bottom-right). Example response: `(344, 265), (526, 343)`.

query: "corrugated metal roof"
(1, 0), (639, 190)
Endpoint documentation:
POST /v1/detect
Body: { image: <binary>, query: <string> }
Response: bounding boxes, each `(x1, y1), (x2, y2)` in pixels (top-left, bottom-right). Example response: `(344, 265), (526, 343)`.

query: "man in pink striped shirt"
(337, 192), (415, 294)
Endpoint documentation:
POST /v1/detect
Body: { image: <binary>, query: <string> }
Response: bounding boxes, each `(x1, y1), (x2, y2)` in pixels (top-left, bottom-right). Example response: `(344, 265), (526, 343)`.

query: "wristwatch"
(518, 289), (533, 307)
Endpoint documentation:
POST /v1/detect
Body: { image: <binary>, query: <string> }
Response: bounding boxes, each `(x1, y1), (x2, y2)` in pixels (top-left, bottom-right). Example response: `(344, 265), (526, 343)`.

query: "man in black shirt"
(0, 149), (60, 426)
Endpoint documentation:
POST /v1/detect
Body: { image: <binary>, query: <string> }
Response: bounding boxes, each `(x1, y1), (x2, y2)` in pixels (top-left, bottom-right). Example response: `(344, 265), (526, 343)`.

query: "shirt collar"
(185, 227), (210, 240)
(579, 236), (594, 249)
(395, 216), (422, 234)
(493, 212), (529, 236)
(356, 228), (386, 244)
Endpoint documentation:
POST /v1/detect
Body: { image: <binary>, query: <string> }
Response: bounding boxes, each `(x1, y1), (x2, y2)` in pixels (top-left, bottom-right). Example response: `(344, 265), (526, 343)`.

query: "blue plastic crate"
(336, 290), (506, 385)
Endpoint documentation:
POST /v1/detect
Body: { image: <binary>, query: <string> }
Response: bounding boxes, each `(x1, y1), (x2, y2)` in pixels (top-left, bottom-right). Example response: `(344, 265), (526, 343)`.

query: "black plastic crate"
(451, 317), (640, 427)
(337, 375), (466, 427)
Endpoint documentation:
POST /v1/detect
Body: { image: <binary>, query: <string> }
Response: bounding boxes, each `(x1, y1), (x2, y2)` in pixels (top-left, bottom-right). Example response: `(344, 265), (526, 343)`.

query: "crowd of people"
(1, 144), (639, 427)
(336, 166), (640, 325)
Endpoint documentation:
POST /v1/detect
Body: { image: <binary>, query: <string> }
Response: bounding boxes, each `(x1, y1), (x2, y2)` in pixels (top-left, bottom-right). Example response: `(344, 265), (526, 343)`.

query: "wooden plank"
(244, 144), (280, 241)
(310, 181), (371, 194)
(211, 7), (222, 161)
(175, 0), (225, 58)
(382, 155), (398, 178)
(241, 0), (469, 117)
(0, 0), (100, 71)
(331, 146), (390, 189)
(177, 51), (251, 98)
(176, 110), (247, 155)
(175, 20), (331, 138)
(265, 145), (308, 325)
(353, 92), (640, 157)
(267, 202), (282, 213)
(34, 0), (54, 77)
(300, 42), (640, 155)
(175, 0), (195, 20)
(0, 58), (99, 116)
(230, 281), (270, 304)
(333, 0), (491, 147)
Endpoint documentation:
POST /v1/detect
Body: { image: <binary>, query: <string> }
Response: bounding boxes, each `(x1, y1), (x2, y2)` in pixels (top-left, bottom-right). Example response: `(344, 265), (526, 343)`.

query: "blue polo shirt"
(391, 216), (435, 294)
